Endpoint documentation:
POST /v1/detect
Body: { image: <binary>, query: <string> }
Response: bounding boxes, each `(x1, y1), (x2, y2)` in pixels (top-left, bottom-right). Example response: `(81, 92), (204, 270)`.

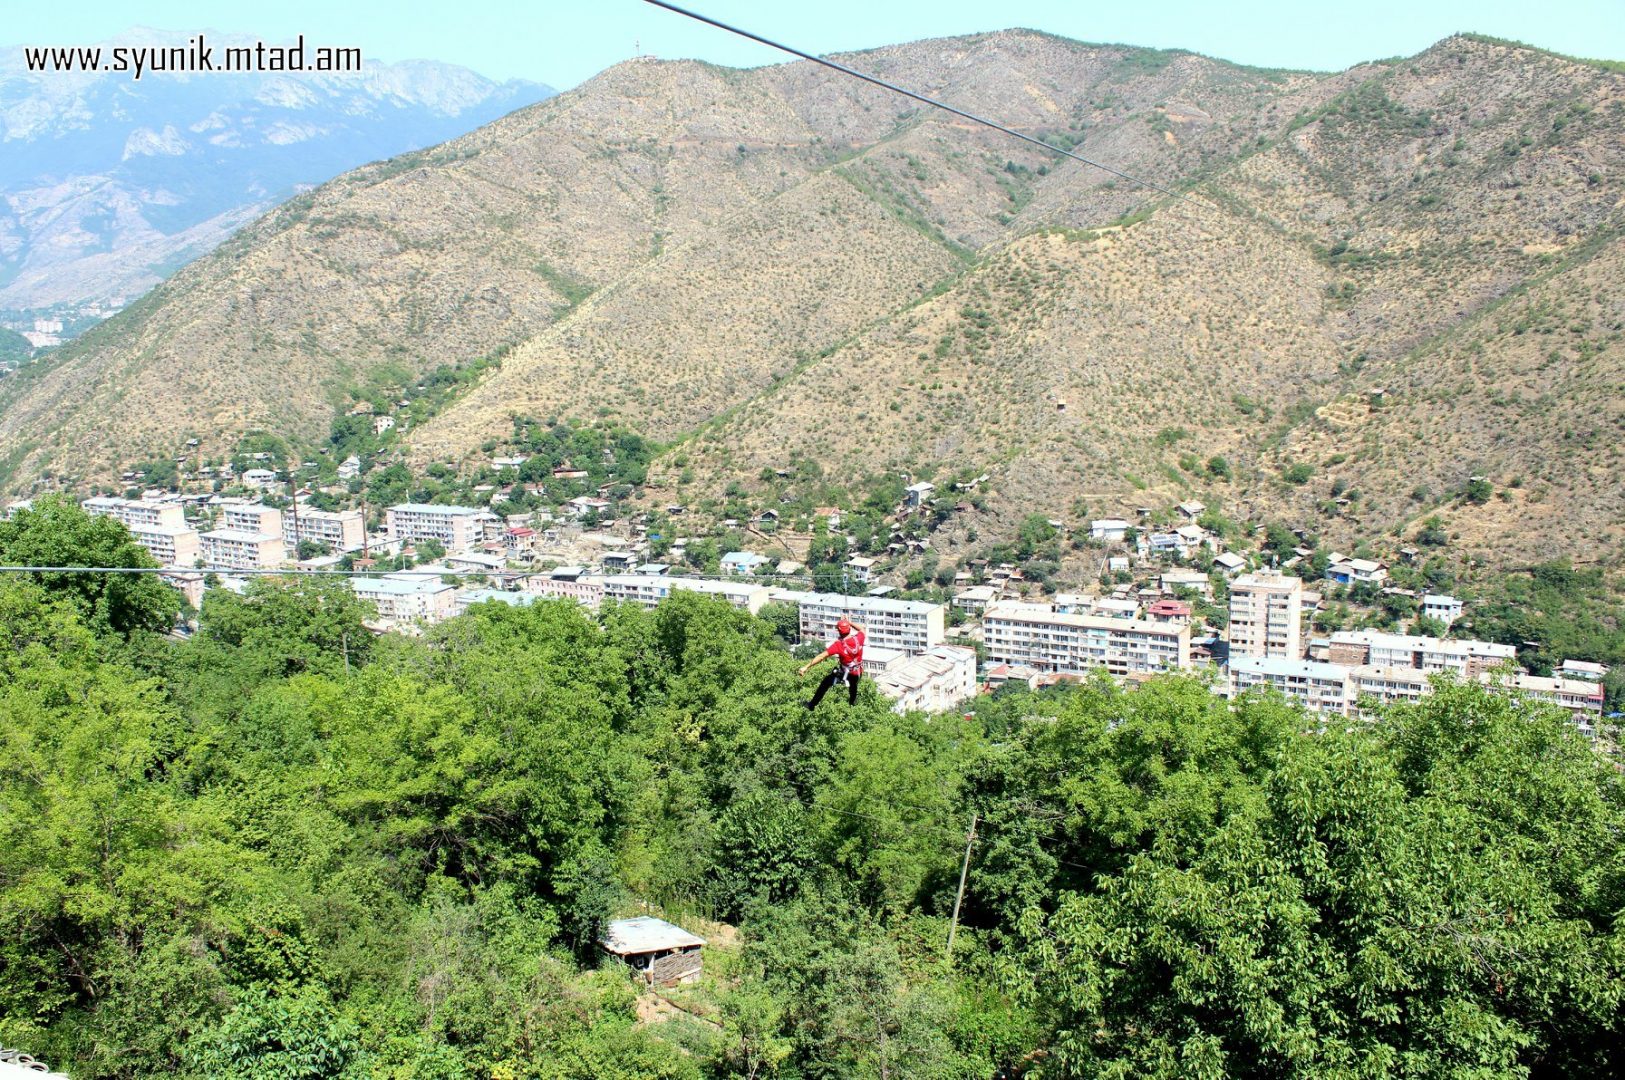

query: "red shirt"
(825, 629), (865, 676)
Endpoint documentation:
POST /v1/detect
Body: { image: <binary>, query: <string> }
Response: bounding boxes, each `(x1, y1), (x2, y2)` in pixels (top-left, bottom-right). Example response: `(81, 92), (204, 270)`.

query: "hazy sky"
(7, 0), (1623, 87)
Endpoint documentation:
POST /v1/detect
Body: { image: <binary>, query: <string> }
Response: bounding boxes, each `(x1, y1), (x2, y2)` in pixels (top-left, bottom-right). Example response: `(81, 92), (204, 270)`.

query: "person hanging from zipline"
(798, 616), (866, 709)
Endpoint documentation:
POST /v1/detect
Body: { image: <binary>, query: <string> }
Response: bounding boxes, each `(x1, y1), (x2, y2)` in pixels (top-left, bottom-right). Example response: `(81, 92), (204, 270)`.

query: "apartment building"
(598, 574), (772, 615)
(129, 524), (201, 568)
(1227, 572), (1304, 659)
(525, 575), (605, 610)
(1228, 656), (1351, 715)
(200, 529), (286, 571)
(160, 571), (206, 611)
(351, 577), (457, 624)
(873, 644), (979, 715)
(1347, 665), (1434, 712)
(982, 601), (1189, 679)
(1492, 671), (1606, 734)
(83, 496), (186, 530)
(287, 508), (365, 552)
(796, 592), (947, 656)
(386, 503), (485, 552)
(220, 502), (284, 538)
(454, 589), (542, 616)
(1326, 630), (1515, 677)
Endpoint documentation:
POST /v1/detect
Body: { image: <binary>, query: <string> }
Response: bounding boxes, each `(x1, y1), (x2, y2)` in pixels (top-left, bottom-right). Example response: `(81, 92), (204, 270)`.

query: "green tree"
(1014, 680), (1625, 1078)
(0, 494), (180, 637)
(200, 576), (376, 680)
(183, 985), (359, 1079)
(755, 600), (801, 645)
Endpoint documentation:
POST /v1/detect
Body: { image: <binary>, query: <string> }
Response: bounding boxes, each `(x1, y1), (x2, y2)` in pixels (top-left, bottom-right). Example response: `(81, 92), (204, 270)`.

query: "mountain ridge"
(0, 33), (553, 332)
(1, 30), (1621, 569)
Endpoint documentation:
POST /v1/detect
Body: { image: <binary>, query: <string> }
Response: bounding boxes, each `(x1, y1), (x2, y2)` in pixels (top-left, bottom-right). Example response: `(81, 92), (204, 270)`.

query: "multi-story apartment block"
(83, 496), (186, 530)
(352, 577), (457, 625)
(1326, 630), (1515, 678)
(796, 592), (947, 656)
(386, 503), (485, 552)
(286, 508), (365, 552)
(1227, 572), (1304, 659)
(453, 589), (542, 616)
(221, 502), (284, 538)
(199, 529), (286, 570)
(598, 574), (773, 615)
(160, 570), (206, 611)
(129, 524), (201, 568)
(1347, 665), (1434, 712)
(524, 575), (605, 610)
(1491, 671), (1605, 735)
(1228, 656), (1351, 715)
(982, 601), (1189, 679)
(873, 645), (979, 715)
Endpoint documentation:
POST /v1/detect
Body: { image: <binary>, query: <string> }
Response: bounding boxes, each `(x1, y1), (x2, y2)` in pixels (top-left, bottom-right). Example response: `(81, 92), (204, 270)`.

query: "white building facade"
(983, 601), (1189, 679)
(874, 645), (979, 714)
(793, 592), (946, 655)
(386, 504), (485, 552)
(1228, 572), (1304, 659)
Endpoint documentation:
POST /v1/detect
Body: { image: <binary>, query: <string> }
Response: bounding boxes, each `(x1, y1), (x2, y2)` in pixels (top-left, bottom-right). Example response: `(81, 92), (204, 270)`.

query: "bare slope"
(668, 36), (1625, 566)
(2, 32), (1621, 570)
(0, 31), (1320, 489)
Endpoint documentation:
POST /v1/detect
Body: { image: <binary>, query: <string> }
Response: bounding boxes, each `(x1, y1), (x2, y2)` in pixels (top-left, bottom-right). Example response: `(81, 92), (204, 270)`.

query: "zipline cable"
(641, 0), (1219, 213)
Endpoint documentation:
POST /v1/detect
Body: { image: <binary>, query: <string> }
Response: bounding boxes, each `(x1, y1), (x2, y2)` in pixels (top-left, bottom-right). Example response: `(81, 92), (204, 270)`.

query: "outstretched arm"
(798, 652), (831, 678)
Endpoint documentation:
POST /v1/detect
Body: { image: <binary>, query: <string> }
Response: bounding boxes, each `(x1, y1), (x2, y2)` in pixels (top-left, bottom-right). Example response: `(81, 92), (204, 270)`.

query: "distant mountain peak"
(0, 36), (553, 325)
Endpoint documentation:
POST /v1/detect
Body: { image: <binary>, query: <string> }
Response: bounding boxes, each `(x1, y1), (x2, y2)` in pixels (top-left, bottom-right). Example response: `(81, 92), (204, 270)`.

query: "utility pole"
(945, 811), (977, 964)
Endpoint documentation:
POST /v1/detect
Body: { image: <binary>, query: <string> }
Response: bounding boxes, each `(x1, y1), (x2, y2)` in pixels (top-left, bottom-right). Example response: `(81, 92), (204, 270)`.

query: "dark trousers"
(806, 666), (859, 709)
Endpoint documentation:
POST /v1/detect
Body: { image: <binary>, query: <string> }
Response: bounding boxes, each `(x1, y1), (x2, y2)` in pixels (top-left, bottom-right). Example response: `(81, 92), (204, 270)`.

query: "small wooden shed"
(602, 916), (707, 986)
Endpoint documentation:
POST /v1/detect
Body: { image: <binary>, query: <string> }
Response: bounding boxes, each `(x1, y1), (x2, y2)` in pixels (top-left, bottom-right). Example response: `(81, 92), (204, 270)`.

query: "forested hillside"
(1, 504), (1621, 1078)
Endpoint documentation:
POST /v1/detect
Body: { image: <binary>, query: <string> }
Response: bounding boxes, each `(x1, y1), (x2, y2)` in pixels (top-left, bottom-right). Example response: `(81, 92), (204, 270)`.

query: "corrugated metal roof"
(601, 916), (706, 955)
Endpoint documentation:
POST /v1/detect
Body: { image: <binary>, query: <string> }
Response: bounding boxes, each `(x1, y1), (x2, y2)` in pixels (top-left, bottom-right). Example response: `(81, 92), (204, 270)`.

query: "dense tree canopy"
(0, 540), (1621, 1077)
(0, 495), (180, 637)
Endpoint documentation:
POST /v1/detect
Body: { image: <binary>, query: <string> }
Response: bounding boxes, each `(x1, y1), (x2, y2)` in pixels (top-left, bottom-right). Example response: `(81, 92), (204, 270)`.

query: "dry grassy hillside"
(664, 206), (1342, 528)
(659, 36), (1625, 567)
(1, 30), (1620, 571)
(1267, 228), (1625, 565)
(0, 30), (1322, 490)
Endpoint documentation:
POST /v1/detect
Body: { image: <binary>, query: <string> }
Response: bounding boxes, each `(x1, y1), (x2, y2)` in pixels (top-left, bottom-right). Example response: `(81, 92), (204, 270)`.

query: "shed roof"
(602, 916), (707, 955)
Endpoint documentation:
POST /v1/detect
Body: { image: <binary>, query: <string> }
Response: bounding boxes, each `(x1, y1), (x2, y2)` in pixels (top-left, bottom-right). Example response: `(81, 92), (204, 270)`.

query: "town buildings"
(129, 524), (200, 568)
(1228, 656), (1351, 715)
(598, 574), (772, 615)
(83, 496), (185, 530)
(352, 576), (457, 625)
(794, 592), (946, 655)
(221, 502), (283, 538)
(873, 644), (978, 714)
(1227, 572), (1304, 659)
(982, 601), (1189, 679)
(199, 529), (286, 571)
(287, 508), (366, 552)
(1326, 629), (1515, 677)
(386, 503), (484, 552)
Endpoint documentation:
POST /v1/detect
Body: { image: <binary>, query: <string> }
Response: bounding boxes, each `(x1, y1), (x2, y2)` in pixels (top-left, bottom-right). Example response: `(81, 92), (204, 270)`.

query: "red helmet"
(836, 618), (853, 634)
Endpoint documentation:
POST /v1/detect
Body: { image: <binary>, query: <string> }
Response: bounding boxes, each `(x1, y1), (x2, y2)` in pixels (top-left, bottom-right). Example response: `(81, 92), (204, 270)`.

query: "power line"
(0, 565), (510, 578)
(642, 0), (1213, 211)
